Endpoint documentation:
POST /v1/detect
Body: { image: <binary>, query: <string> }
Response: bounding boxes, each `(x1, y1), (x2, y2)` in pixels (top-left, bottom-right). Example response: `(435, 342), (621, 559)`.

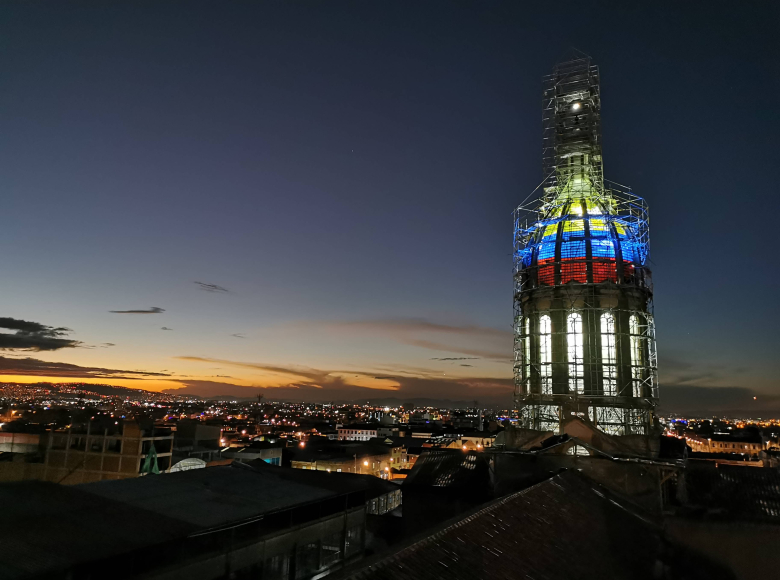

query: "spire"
(542, 55), (603, 202)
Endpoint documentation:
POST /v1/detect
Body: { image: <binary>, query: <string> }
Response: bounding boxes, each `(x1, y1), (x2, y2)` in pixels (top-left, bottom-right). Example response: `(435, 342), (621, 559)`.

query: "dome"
(519, 194), (649, 288)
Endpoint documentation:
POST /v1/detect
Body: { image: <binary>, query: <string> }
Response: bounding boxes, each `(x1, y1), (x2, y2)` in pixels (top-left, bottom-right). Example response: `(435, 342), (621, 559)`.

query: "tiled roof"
(403, 449), (490, 488)
(685, 464), (780, 521)
(338, 470), (731, 580)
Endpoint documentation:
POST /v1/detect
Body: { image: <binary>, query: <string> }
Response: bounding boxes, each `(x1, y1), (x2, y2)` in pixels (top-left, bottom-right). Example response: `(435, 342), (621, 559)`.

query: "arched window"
(566, 312), (584, 394)
(524, 317), (531, 384)
(539, 315), (552, 395)
(629, 315), (644, 397)
(600, 313), (617, 396)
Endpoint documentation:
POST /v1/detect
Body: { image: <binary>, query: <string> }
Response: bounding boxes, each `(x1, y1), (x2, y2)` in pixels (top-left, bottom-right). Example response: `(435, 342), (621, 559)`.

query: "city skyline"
(1, 2), (778, 415)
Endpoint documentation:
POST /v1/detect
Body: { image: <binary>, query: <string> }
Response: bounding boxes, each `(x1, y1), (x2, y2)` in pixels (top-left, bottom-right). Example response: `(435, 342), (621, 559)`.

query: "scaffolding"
(513, 55), (659, 437)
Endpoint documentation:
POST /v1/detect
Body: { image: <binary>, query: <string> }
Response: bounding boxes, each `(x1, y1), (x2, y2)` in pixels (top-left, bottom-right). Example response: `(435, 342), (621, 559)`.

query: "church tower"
(513, 55), (659, 436)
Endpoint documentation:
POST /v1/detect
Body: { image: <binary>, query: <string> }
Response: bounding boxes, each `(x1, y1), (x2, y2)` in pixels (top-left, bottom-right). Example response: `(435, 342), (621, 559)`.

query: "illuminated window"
(566, 312), (584, 394)
(626, 409), (647, 435)
(567, 445), (590, 456)
(524, 317), (531, 385)
(592, 406), (624, 436)
(629, 315), (643, 397)
(538, 404), (559, 432)
(600, 313), (617, 396)
(539, 315), (552, 395)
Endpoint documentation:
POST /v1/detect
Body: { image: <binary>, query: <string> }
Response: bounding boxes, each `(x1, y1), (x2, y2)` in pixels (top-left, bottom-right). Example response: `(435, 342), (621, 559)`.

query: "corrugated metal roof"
(79, 463), (336, 528)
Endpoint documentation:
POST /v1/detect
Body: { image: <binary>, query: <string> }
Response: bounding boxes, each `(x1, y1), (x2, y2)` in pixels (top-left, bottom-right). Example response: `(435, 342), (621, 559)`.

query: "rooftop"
(79, 463), (335, 528)
(684, 464), (780, 522)
(0, 481), (195, 579)
(335, 470), (732, 580)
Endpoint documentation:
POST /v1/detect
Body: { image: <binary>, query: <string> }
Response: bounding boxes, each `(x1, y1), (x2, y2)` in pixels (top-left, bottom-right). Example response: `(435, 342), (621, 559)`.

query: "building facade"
(338, 425), (378, 441)
(513, 55), (659, 436)
(41, 421), (174, 483)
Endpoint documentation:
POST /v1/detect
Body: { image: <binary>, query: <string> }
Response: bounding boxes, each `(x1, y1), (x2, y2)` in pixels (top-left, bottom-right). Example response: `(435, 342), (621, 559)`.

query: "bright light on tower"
(572, 102), (581, 110)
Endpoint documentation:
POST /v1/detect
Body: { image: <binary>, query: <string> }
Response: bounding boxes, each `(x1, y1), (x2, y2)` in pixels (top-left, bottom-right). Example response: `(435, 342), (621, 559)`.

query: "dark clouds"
(175, 356), (347, 386)
(0, 355), (170, 379)
(109, 307), (165, 314)
(195, 281), (229, 293)
(659, 385), (780, 417)
(431, 357), (480, 361)
(292, 319), (512, 361)
(0, 317), (80, 351)
(161, 327), (173, 331)
(165, 375), (514, 405)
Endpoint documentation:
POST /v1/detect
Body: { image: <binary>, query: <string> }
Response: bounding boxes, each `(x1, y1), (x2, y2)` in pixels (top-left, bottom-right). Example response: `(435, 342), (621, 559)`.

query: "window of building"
(295, 542), (320, 580)
(600, 313), (617, 396)
(345, 525), (364, 558)
(523, 316), (531, 385)
(567, 445), (590, 456)
(593, 406), (624, 436)
(539, 314), (552, 395)
(537, 404), (559, 432)
(321, 532), (343, 567)
(566, 312), (584, 393)
(629, 315), (644, 397)
(625, 409), (646, 435)
(264, 554), (290, 580)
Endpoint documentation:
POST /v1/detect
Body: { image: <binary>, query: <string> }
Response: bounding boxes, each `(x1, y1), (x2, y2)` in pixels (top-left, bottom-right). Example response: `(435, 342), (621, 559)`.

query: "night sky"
(1, 1), (777, 414)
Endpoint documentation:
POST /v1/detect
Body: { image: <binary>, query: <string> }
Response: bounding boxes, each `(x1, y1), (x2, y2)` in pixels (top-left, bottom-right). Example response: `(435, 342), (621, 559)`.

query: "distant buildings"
(338, 424), (378, 441)
(686, 432), (764, 459)
(291, 438), (406, 479)
(221, 441), (283, 466)
(0, 421), (174, 484)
